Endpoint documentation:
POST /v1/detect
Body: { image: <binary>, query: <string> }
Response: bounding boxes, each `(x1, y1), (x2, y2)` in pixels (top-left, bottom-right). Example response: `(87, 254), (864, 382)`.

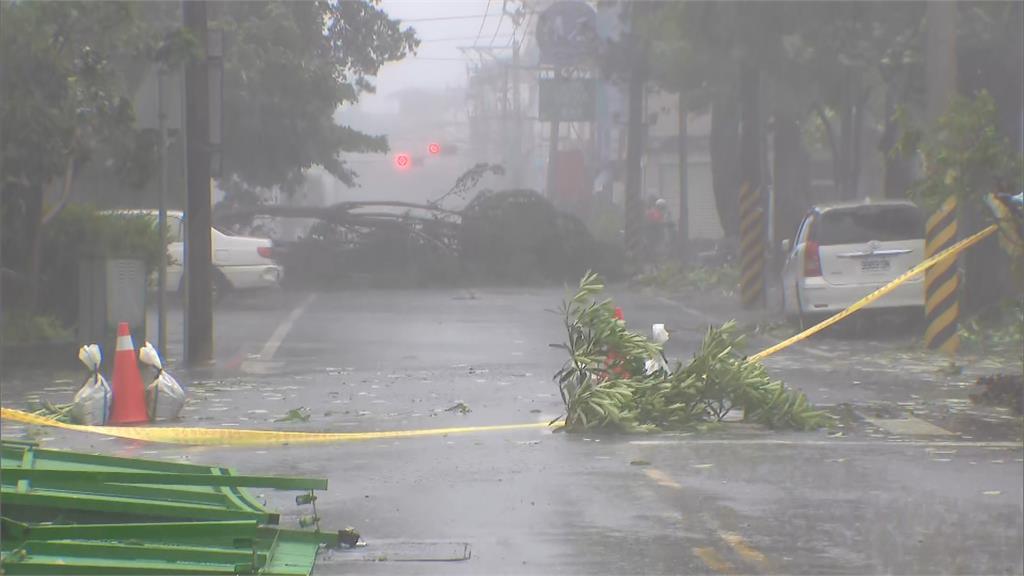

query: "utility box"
(79, 259), (147, 367)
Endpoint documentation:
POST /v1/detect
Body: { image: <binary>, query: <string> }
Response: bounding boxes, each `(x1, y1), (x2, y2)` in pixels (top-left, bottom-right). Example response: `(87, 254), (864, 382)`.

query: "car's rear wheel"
(788, 280), (808, 330)
(177, 269), (231, 304)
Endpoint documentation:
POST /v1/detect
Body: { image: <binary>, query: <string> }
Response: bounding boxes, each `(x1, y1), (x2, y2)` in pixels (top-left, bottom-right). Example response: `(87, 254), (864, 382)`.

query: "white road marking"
(862, 415), (956, 436)
(798, 346), (833, 358)
(258, 293), (316, 360)
(241, 294), (317, 374)
(644, 467), (682, 489)
(239, 360), (285, 375)
(239, 294), (316, 374)
(629, 439), (1022, 449)
(656, 296), (715, 323)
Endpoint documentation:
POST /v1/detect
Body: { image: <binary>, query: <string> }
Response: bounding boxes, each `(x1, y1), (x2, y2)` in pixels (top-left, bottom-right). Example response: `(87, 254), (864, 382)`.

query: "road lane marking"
(693, 546), (736, 574)
(239, 361), (285, 375)
(796, 346), (832, 358)
(719, 531), (770, 571)
(241, 294), (316, 373)
(861, 415), (956, 436)
(642, 467), (773, 574)
(259, 293), (316, 360)
(629, 439), (1021, 448)
(657, 296), (716, 324)
(644, 467), (682, 489)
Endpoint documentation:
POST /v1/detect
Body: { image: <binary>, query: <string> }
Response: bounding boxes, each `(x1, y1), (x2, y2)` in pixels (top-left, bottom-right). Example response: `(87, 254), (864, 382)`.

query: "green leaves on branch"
(903, 91), (1024, 212)
(555, 273), (828, 433)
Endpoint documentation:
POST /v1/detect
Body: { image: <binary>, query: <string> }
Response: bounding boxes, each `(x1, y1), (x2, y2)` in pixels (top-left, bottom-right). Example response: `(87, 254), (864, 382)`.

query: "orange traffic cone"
(107, 322), (149, 425)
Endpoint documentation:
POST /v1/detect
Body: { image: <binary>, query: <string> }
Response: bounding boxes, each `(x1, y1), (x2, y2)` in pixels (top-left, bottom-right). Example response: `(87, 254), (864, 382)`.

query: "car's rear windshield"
(814, 205), (923, 245)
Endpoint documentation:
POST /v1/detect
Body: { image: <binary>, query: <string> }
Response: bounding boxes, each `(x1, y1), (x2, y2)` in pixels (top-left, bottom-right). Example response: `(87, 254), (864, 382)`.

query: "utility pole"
(677, 92), (689, 262)
(926, 1), (957, 126)
(546, 71), (561, 201)
(738, 61), (765, 309)
(502, 55), (510, 184)
(183, 0), (213, 366)
(0, 0), (5, 377)
(923, 0), (961, 355)
(623, 6), (649, 268)
(739, 65), (761, 218)
(156, 68), (169, 361)
(511, 37), (522, 188)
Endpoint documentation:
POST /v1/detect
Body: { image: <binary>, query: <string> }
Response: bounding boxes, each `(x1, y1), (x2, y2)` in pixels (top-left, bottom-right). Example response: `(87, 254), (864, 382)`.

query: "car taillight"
(804, 240), (822, 277)
(257, 246), (273, 259)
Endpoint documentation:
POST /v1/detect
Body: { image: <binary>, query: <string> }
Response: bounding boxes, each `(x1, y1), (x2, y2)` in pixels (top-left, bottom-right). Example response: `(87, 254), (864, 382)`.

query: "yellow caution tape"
(0, 407), (555, 446)
(0, 224), (997, 446)
(749, 224), (998, 363)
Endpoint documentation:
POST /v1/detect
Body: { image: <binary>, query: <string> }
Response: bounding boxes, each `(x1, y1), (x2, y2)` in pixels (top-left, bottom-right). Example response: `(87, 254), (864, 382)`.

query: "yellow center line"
(719, 530), (771, 572)
(693, 546), (737, 574)
(643, 467), (682, 489)
(641, 467), (773, 574)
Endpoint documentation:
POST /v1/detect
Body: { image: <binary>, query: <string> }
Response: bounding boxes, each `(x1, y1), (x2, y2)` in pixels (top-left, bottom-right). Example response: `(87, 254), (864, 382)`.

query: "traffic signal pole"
(183, 0), (214, 366)
(546, 70), (561, 201)
(623, 5), (649, 270)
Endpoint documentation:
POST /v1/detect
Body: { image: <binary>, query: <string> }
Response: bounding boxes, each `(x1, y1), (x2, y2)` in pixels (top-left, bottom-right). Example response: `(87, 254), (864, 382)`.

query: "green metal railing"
(0, 441), (343, 575)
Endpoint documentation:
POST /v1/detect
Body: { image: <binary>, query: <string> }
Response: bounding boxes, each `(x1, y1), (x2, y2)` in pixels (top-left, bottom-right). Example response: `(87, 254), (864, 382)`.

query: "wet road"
(3, 286), (1022, 574)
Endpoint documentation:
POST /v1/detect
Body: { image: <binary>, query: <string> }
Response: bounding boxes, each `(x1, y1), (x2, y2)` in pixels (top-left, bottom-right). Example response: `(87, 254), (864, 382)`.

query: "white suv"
(781, 201), (925, 322)
(111, 210), (281, 297)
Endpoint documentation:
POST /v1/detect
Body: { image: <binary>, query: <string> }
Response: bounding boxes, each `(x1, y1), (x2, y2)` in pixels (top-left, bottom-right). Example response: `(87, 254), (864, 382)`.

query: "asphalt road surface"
(3, 286), (1022, 574)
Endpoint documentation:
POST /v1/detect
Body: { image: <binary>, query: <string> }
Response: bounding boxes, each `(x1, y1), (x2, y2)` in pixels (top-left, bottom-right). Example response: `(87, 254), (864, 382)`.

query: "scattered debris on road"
(275, 407), (313, 422)
(444, 401), (472, 414)
(554, 273), (828, 433)
(970, 373), (1024, 414)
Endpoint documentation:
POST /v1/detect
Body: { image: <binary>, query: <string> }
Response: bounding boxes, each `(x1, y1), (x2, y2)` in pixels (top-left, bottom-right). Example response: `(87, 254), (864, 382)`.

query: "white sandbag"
(70, 344), (111, 425)
(645, 324), (671, 375)
(140, 342), (186, 420)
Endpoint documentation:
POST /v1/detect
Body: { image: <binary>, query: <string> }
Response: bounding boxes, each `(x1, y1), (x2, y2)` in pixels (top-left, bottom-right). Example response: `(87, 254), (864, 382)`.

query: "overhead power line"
(474, 0), (494, 46)
(489, 0), (507, 46)
(401, 14), (488, 23)
(420, 35), (514, 43)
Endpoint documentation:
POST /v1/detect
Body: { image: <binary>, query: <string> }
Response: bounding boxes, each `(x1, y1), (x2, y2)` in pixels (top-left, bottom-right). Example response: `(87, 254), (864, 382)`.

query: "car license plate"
(861, 257), (890, 272)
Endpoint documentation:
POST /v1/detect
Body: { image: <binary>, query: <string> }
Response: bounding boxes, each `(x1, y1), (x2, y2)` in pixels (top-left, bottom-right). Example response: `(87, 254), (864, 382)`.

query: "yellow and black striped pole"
(739, 181), (765, 308)
(924, 196), (960, 354)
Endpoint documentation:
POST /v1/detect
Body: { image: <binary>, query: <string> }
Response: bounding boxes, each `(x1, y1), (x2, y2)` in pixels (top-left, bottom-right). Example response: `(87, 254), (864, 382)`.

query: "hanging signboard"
(536, 1), (598, 67)
(539, 77), (596, 122)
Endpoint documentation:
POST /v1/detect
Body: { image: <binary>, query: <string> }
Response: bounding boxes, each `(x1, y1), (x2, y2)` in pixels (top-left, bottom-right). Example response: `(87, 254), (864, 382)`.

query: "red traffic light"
(427, 142), (441, 155)
(394, 153), (411, 170)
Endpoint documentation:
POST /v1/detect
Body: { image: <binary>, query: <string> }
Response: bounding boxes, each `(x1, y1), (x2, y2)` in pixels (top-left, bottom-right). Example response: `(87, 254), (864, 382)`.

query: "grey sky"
(359, 0), (518, 113)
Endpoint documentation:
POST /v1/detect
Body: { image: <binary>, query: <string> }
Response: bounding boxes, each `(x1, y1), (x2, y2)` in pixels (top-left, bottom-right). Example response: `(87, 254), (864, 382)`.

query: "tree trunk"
(814, 105), (841, 202)
(838, 74), (853, 200)
(42, 155), (76, 225)
(850, 101), (861, 199)
(710, 87), (740, 237)
(772, 105), (804, 270)
(850, 86), (872, 200)
(25, 187), (44, 313)
(881, 85), (911, 198)
(677, 90), (689, 258)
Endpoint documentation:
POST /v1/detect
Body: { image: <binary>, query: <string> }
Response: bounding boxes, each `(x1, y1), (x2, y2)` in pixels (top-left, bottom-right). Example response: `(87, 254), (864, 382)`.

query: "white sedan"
(112, 210), (281, 299)
(781, 200), (925, 323)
